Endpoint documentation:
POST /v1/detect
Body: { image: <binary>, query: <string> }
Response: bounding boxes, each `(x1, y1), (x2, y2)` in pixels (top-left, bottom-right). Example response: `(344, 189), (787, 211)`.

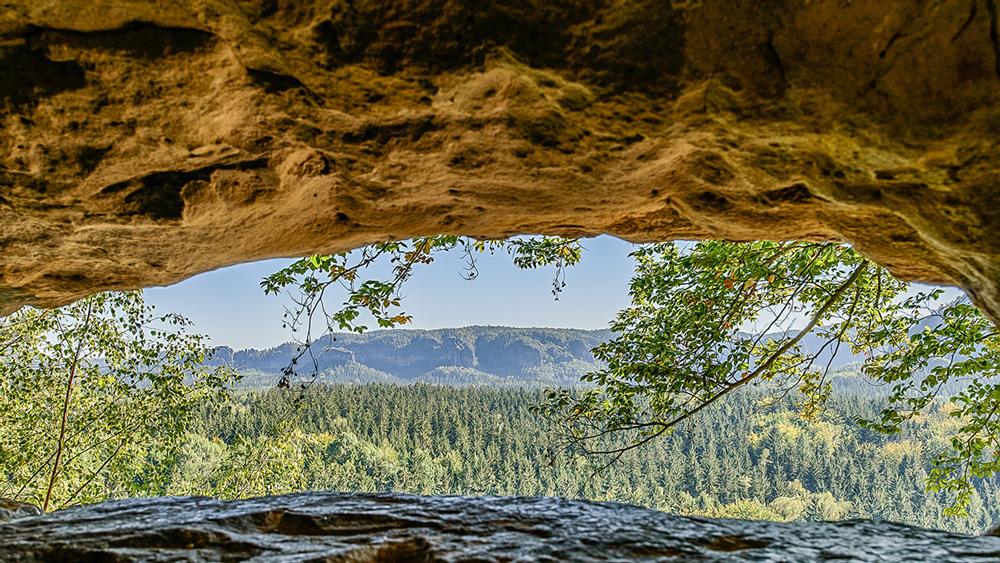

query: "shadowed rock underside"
(1, 0), (1000, 321)
(1, 492), (999, 562)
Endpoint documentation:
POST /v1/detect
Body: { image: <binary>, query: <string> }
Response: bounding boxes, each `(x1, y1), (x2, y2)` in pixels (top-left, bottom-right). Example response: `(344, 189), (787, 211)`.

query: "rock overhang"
(1, 0), (999, 321)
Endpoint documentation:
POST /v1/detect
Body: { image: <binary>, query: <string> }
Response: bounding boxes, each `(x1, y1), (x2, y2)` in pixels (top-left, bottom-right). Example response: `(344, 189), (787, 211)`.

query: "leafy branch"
(260, 236), (582, 403)
(536, 241), (1000, 515)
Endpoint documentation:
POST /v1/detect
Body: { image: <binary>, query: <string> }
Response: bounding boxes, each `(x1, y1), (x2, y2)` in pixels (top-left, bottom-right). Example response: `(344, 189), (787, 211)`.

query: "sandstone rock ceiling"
(2, 0), (1000, 320)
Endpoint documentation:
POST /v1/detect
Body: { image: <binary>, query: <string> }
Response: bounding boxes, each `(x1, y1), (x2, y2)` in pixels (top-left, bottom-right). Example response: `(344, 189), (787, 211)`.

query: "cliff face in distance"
(210, 326), (612, 387)
(4, 0), (1000, 326)
(208, 325), (891, 389)
(5, 1), (1000, 552)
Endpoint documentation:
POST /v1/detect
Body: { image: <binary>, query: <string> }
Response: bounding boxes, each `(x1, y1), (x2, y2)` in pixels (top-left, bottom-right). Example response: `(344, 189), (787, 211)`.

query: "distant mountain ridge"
(208, 326), (913, 392)
(210, 326), (614, 388)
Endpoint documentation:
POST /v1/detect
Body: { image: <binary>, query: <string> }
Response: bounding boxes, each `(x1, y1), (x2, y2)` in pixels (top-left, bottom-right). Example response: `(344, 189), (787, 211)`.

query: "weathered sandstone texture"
(2, 492), (999, 562)
(0, 498), (41, 523)
(2, 0), (1000, 319)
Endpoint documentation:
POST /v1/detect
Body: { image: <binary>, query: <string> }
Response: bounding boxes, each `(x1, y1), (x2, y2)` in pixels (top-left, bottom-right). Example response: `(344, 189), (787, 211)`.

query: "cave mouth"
(3, 234), (997, 536)
(4, 0), (1000, 554)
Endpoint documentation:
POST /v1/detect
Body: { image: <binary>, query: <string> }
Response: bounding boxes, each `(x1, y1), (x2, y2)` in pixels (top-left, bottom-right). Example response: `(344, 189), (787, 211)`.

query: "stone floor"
(1, 492), (999, 562)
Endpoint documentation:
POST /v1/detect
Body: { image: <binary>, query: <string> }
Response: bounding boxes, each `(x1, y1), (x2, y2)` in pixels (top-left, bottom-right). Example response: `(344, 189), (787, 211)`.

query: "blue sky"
(144, 235), (639, 351)
(142, 236), (965, 351)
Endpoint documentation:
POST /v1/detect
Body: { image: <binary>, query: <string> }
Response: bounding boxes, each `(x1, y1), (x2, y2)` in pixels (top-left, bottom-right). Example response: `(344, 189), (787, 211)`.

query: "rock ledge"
(1, 492), (998, 562)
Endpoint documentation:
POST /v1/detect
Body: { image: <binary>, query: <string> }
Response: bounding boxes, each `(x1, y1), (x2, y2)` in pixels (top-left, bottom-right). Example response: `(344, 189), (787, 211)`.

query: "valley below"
(192, 327), (1000, 534)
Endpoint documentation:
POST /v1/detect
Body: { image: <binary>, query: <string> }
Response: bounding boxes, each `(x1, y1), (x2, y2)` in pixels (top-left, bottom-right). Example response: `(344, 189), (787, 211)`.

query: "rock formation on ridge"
(2, 0), (1000, 322)
(4, 3), (1000, 557)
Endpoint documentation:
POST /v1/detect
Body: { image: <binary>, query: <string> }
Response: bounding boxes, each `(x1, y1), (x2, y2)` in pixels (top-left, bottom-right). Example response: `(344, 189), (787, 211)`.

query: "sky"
(142, 235), (967, 352)
(143, 235), (640, 351)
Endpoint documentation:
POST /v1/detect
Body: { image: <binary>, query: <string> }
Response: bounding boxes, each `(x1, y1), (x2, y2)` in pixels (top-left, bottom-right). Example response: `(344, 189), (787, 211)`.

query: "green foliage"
(763, 480), (851, 521)
(261, 236), (581, 335)
(174, 383), (1000, 533)
(536, 241), (1000, 515)
(165, 423), (318, 499)
(707, 499), (786, 522)
(213, 326), (610, 389)
(259, 236), (582, 396)
(259, 236), (1000, 519)
(0, 291), (238, 510)
(210, 421), (317, 499)
(858, 300), (1000, 516)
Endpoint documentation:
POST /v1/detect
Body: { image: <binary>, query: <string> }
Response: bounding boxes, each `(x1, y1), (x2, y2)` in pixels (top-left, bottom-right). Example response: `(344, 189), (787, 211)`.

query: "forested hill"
(208, 326), (922, 391)
(210, 327), (613, 388)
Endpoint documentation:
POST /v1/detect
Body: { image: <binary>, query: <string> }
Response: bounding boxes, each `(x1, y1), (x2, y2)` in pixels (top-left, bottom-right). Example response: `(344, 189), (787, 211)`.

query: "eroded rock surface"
(0, 493), (998, 562)
(0, 498), (42, 523)
(2, 1), (1000, 319)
